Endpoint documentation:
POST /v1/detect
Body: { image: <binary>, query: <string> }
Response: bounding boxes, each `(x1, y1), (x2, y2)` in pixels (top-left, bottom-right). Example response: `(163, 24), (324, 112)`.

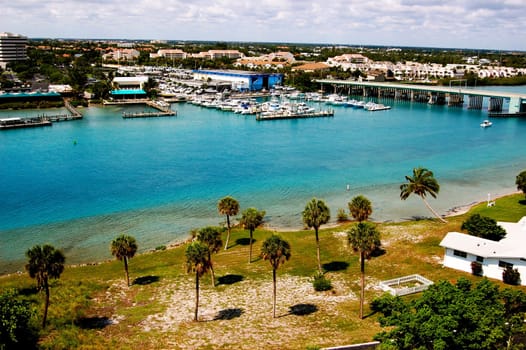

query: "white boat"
(480, 120), (493, 128)
(366, 103), (391, 111)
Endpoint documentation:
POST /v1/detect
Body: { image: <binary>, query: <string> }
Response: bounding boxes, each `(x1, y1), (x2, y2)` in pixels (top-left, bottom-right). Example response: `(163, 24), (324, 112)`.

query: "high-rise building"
(0, 32), (28, 69)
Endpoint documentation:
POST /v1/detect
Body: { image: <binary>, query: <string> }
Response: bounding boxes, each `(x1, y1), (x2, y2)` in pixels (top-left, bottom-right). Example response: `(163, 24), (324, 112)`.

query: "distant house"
(440, 217), (526, 285)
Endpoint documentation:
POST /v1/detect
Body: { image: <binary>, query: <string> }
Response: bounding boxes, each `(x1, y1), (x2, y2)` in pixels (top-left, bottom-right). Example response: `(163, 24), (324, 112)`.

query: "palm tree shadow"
(214, 308), (244, 320)
(519, 199), (526, 205)
(133, 275), (160, 285)
(18, 286), (39, 296)
(284, 303), (318, 317)
(75, 316), (112, 329)
(217, 274), (244, 285)
(369, 247), (386, 258)
(322, 261), (349, 272)
(234, 238), (253, 246)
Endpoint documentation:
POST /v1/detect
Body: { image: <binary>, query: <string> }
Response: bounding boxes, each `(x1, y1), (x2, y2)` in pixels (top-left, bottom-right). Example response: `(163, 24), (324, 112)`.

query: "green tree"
(195, 226), (223, 287)
(461, 214), (507, 241)
(372, 278), (522, 349)
(25, 244), (65, 328)
(185, 241), (211, 321)
(110, 234), (138, 287)
(217, 196), (240, 250)
(0, 289), (36, 348)
(302, 198), (330, 273)
(516, 170), (526, 199)
(240, 207), (266, 263)
(348, 221), (381, 319)
(348, 195), (373, 222)
(400, 167), (446, 223)
(261, 235), (292, 318)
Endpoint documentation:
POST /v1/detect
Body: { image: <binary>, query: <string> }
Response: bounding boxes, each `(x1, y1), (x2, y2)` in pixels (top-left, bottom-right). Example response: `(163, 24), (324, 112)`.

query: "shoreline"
(1, 190), (522, 277)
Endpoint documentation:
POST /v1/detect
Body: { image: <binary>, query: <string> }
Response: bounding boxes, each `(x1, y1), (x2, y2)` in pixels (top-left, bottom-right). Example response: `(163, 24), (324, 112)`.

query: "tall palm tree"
(400, 167), (446, 223)
(302, 198), (330, 273)
(217, 196), (240, 250)
(240, 207), (266, 263)
(348, 195), (373, 222)
(261, 235), (291, 318)
(185, 241), (211, 322)
(347, 222), (381, 319)
(110, 234), (138, 287)
(196, 226), (223, 287)
(25, 244), (65, 328)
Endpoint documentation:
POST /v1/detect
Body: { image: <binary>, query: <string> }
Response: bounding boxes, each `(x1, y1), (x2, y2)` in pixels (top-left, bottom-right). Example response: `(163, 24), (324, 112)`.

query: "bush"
(155, 245), (166, 251)
(471, 261), (483, 276)
(461, 214), (507, 241)
(336, 208), (348, 222)
(0, 289), (37, 349)
(503, 266), (521, 285)
(312, 273), (332, 291)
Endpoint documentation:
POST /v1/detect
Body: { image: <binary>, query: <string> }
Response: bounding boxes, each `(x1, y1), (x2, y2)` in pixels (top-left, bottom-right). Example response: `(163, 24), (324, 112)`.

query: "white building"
(0, 32), (28, 69)
(440, 217), (526, 285)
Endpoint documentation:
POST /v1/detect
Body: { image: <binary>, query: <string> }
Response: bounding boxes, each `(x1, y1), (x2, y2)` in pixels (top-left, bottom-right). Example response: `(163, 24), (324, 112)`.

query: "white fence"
(379, 274), (434, 296)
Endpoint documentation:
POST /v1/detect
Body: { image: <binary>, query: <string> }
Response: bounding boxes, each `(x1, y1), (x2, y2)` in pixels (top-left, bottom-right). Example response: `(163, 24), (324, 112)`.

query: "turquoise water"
(1, 88), (525, 273)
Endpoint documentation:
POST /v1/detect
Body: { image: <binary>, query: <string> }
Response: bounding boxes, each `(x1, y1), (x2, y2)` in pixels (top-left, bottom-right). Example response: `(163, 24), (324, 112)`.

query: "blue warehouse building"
(193, 69), (283, 92)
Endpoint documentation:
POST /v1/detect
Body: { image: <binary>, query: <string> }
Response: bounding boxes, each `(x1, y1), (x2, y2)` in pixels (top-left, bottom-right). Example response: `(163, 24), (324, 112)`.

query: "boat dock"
(0, 99), (83, 130)
(256, 109), (334, 121)
(316, 79), (526, 116)
(122, 110), (177, 119)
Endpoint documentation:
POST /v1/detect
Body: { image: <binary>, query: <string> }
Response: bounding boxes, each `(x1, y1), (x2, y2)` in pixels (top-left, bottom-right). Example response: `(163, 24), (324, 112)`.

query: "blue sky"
(2, 0), (525, 51)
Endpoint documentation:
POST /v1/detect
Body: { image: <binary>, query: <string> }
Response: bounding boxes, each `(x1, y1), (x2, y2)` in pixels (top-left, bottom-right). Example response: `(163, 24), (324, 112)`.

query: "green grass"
(1, 194), (525, 349)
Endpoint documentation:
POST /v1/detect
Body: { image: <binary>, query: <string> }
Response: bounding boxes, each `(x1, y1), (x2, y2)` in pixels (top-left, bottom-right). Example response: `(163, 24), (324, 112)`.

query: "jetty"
(256, 109), (334, 121)
(315, 80), (526, 116)
(0, 99), (83, 130)
(122, 100), (176, 119)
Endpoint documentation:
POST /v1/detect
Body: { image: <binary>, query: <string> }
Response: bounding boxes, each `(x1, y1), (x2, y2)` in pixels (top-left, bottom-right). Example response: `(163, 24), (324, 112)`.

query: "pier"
(256, 109), (334, 121)
(0, 99), (83, 130)
(122, 100), (176, 118)
(315, 80), (526, 116)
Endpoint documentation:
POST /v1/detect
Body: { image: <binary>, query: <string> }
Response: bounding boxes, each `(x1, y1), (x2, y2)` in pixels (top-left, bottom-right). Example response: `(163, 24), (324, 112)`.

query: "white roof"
(440, 216), (526, 259)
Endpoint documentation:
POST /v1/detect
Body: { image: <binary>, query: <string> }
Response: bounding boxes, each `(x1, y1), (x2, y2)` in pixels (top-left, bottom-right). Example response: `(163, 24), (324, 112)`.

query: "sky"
(2, 0), (526, 51)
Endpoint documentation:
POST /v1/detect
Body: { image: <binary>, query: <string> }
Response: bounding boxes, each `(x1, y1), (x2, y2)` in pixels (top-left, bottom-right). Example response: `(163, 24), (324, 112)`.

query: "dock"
(256, 109), (334, 121)
(122, 110), (177, 119)
(0, 117), (52, 130)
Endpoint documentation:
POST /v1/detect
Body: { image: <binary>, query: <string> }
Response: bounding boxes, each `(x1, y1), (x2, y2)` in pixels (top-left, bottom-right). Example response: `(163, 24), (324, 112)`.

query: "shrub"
(312, 273), (332, 291)
(336, 208), (348, 222)
(155, 245), (166, 251)
(503, 266), (521, 285)
(461, 214), (507, 241)
(471, 261), (483, 276)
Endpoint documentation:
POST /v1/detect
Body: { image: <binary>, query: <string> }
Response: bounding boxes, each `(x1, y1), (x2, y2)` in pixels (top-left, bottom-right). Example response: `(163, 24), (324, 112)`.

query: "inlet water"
(1, 87), (525, 273)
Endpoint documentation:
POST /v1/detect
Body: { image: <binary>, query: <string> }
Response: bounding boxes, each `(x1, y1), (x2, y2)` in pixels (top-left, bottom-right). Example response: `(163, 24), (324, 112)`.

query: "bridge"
(315, 79), (526, 116)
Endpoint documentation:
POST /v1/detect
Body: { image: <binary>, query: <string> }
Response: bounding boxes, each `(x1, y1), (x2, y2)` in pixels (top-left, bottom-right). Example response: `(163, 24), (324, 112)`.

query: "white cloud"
(1, 0), (525, 50)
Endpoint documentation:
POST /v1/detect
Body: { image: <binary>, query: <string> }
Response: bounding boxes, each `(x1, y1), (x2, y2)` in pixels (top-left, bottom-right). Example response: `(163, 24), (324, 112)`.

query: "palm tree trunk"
(249, 230), (253, 263)
(272, 267), (277, 318)
(420, 195), (447, 223)
(124, 257), (130, 287)
(209, 252), (215, 287)
(315, 228), (322, 273)
(194, 271), (199, 322)
(360, 251), (365, 320)
(224, 215), (231, 250)
(43, 279), (50, 328)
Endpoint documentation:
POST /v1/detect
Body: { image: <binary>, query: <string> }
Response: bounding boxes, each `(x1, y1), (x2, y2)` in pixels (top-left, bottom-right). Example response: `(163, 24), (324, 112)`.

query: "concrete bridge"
(315, 79), (526, 116)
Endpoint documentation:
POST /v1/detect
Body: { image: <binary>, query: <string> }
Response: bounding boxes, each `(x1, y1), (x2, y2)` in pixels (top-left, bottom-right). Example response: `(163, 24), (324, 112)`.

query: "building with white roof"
(440, 216), (526, 285)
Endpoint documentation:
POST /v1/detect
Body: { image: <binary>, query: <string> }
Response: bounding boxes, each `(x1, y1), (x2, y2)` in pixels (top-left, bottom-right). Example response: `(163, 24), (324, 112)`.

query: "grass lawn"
(1, 193), (525, 349)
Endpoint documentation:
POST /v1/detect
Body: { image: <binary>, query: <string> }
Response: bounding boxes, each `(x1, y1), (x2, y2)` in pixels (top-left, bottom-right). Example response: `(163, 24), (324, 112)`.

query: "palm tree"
(217, 196), (240, 250)
(302, 198), (330, 273)
(261, 235), (291, 318)
(347, 222), (381, 319)
(400, 167), (446, 223)
(240, 207), (266, 263)
(348, 195), (373, 222)
(110, 234), (138, 287)
(25, 244), (65, 328)
(195, 226), (223, 287)
(185, 241), (211, 322)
